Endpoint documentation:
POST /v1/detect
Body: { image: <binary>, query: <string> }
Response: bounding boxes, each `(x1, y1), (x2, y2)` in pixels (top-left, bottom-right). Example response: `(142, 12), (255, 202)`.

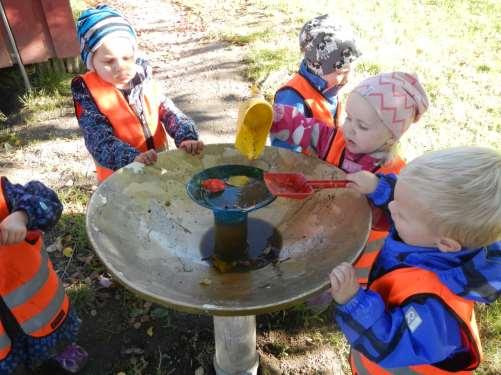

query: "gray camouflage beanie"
(299, 14), (361, 76)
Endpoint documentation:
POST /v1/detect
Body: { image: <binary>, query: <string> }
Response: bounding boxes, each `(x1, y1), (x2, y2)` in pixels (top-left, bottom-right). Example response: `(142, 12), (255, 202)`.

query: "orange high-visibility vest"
(80, 72), (168, 182)
(278, 73), (342, 157)
(279, 73), (342, 128)
(0, 178), (69, 360)
(350, 267), (482, 374)
(325, 129), (406, 284)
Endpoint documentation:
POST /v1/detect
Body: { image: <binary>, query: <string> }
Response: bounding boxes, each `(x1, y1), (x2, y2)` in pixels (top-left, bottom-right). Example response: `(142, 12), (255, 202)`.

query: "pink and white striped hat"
(353, 72), (429, 139)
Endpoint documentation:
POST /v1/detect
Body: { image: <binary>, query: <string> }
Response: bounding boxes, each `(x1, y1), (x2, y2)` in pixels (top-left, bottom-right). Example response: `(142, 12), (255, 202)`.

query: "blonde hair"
(400, 147), (501, 248)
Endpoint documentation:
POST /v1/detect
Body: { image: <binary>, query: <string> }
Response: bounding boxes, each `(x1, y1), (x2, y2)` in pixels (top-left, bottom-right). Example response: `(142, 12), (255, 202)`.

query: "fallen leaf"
(199, 278), (212, 286)
(46, 237), (63, 253)
(146, 326), (154, 336)
(63, 247), (74, 257)
(98, 275), (113, 288)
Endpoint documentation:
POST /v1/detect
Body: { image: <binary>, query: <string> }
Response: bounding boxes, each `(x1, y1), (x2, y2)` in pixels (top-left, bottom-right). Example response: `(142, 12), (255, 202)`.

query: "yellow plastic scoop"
(235, 87), (273, 160)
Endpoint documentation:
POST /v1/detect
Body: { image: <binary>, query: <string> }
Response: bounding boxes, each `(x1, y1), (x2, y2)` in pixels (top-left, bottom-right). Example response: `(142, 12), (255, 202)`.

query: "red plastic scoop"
(264, 172), (349, 199)
(201, 178), (226, 193)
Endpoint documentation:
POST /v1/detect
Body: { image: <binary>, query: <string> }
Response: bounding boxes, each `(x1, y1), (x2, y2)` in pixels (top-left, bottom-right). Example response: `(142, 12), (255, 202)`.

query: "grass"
(476, 300), (501, 374)
(181, 0), (501, 161)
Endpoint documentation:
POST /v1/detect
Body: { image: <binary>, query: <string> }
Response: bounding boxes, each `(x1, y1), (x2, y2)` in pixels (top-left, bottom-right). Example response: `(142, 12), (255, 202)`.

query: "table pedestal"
(213, 315), (259, 375)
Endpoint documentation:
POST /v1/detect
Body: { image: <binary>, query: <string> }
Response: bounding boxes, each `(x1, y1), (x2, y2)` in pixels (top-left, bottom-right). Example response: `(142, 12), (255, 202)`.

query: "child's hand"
(180, 140), (204, 155)
(0, 211), (28, 245)
(329, 262), (360, 304)
(134, 150), (158, 165)
(346, 171), (379, 194)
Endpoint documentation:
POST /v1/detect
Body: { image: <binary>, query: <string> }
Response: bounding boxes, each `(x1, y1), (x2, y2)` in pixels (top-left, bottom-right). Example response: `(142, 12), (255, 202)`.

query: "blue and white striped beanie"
(77, 4), (137, 70)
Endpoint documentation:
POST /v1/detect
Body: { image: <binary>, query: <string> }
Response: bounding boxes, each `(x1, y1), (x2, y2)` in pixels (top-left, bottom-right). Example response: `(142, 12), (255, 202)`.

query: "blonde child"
(273, 72), (429, 286)
(271, 14), (361, 152)
(0, 177), (87, 373)
(330, 147), (500, 373)
(72, 4), (204, 183)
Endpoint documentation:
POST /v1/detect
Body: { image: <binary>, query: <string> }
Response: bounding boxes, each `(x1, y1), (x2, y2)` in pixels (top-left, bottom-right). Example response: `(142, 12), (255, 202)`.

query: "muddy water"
(201, 177), (272, 210)
(200, 218), (282, 273)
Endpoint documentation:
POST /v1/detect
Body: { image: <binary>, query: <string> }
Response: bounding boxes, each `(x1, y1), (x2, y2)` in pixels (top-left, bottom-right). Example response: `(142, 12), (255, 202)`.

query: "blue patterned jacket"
(71, 58), (199, 171)
(1, 177), (62, 230)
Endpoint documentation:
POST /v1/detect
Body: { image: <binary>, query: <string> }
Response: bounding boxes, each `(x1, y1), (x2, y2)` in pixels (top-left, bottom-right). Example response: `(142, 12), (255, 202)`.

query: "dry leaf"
(146, 326), (154, 337)
(46, 237), (63, 253)
(199, 278), (212, 286)
(98, 275), (113, 288)
(63, 247), (74, 257)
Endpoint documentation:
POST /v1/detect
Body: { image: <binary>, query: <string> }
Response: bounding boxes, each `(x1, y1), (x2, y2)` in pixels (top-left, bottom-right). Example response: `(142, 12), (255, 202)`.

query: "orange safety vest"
(279, 73), (342, 157)
(80, 71), (168, 182)
(350, 267), (482, 374)
(0, 179), (69, 360)
(279, 73), (342, 128)
(325, 130), (406, 284)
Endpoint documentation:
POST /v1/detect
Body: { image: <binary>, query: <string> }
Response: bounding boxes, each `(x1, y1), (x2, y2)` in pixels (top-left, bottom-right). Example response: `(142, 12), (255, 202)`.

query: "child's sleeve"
(158, 96), (199, 147)
(270, 104), (336, 159)
(1, 177), (62, 230)
(71, 77), (140, 170)
(367, 173), (397, 209)
(334, 288), (468, 368)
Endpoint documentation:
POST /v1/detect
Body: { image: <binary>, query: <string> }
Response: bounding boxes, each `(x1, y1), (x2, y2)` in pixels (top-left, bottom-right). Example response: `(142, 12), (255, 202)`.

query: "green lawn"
(183, 0), (500, 160)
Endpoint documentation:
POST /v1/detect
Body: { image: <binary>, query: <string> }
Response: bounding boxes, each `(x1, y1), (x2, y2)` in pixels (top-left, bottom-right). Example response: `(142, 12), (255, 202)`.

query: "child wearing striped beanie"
(72, 4), (204, 183)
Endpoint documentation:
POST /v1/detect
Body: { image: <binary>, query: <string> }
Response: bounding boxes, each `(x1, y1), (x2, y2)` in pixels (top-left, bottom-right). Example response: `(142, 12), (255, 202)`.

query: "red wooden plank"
(3, 0), (53, 64)
(41, 0), (79, 58)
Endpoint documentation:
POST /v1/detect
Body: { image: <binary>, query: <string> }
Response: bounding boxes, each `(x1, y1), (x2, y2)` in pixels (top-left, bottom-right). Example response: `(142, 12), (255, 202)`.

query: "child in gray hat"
(271, 14), (361, 152)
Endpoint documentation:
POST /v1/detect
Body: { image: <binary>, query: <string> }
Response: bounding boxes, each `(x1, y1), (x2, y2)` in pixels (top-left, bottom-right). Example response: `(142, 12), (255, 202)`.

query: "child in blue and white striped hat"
(72, 4), (204, 183)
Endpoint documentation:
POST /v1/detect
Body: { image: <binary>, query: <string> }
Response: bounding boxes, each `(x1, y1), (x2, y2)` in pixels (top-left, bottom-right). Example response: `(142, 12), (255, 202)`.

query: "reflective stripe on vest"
(0, 181), (69, 344)
(279, 74), (336, 126)
(343, 159), (404, 285)
(350, 267), (482, 374)
(80, 72), (168, 182)
(351, 350), (421, 375)
(3, 250), (49, 308)
(354, 231), (386, 284)
(352, 349), (475, 375)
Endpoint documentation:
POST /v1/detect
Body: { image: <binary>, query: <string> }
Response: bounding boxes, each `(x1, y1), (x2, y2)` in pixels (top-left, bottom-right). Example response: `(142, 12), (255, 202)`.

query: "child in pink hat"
(273, 72), (429, 310)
